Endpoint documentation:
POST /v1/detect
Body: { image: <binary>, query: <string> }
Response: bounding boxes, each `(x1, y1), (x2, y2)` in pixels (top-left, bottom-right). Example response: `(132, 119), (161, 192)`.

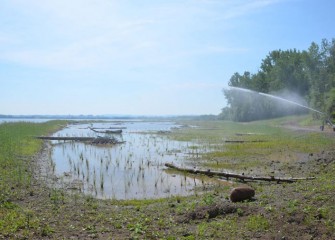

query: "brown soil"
(178, 202), (238, 223)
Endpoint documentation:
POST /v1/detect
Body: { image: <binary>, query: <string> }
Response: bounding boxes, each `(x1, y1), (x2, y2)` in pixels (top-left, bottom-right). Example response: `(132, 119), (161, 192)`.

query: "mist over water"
(229, 86), (324, 115)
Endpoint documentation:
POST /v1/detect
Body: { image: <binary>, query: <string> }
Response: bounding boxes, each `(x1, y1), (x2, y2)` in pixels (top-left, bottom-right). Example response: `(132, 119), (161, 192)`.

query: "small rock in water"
(230, 186), (255, 202)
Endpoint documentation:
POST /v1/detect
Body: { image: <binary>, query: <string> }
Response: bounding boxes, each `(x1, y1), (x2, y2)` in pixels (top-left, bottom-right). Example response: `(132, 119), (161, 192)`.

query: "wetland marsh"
(48, 121), (211, 199)
(1, 117), (335, 239)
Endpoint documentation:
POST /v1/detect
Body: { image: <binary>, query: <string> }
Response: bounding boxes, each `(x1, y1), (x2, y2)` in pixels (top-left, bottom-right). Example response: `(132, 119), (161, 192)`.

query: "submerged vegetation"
(49, 121), (205, 199)
(0, 117), (334, 239)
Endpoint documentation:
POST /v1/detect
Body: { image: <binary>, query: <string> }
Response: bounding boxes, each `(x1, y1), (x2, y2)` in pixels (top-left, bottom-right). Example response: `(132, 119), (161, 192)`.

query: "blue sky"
(1, 0), (335, 115)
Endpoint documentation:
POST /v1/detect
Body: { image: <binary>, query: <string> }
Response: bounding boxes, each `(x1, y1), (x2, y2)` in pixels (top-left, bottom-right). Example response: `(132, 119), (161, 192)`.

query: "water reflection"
(50, 121), (205, 199)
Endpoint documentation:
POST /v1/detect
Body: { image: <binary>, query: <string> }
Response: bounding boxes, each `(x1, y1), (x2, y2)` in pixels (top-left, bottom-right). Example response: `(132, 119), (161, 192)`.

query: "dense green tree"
(259, 49), (310, 95)
(222, 38), (335, 122)
(227, 72), (253, 89)
(306, 39), (335, 119)
(325, 88), (335, 119)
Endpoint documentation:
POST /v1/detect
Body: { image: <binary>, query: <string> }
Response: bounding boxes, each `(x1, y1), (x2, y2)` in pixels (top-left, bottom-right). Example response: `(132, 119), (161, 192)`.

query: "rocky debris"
(178, 203), (237, 223)
(314, 151), (335, 165)
(91, 136), (124, 145)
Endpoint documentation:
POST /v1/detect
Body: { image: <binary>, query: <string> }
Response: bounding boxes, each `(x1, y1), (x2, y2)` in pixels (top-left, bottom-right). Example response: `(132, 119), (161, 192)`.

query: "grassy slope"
(169, 116), (335, 239)
(0, 117), (334, 239)
(0, 121), (66, 238)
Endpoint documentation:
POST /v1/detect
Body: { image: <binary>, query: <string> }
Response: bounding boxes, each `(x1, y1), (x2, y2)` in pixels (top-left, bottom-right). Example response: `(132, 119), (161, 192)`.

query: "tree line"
(220, 38), (335, 122)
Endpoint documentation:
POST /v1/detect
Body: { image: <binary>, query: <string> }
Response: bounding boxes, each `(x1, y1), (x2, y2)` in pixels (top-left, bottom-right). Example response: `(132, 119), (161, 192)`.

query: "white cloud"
(0, 0), (278, 72)
(0, 0), (278, 80)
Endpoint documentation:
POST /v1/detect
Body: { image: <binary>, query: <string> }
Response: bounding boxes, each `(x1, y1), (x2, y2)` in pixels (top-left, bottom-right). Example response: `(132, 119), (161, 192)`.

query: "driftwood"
(89, 127), (122, 134)
(36, 136), (125, 145)
(36, 136), (94, 141)
(89, 127), (127, 129)
(235, 133), (264, 136)
(164, 163), (315, 183)
(225, 140), (267, 143)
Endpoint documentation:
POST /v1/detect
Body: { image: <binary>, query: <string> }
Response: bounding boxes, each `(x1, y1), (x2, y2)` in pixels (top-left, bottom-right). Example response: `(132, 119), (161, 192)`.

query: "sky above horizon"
(1, 0), (335, 116)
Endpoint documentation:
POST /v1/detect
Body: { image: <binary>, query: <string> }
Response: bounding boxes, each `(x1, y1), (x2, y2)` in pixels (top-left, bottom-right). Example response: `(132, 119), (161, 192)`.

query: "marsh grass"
(170, 116), (335, 175)
(0, 121), (66, 237)
(0, 121), (64, 188)
(1, 117), (335, 239)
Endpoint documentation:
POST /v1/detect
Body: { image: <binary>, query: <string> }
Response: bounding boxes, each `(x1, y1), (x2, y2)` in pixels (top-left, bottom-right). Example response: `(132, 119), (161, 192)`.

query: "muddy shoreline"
(33, 142), (84, 194)
(4, 119), (334, 239)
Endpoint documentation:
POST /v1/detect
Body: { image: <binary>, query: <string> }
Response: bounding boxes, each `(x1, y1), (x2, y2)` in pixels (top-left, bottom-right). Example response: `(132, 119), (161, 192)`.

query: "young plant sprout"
(50, 121), (206, 199)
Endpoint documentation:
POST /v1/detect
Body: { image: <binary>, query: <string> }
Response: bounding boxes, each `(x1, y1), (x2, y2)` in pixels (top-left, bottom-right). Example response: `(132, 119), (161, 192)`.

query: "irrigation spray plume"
(229, 86), (325, 115)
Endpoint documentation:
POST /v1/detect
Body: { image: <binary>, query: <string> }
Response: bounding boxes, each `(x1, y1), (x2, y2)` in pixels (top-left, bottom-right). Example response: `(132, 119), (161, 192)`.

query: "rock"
(230, 186), (255, 202)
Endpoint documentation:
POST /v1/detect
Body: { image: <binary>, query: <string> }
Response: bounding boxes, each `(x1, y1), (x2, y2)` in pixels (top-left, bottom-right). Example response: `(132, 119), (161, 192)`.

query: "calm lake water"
(49, 121), (207, 199)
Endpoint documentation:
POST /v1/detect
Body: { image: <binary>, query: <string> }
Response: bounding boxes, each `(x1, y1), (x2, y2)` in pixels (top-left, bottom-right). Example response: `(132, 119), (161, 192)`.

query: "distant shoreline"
(0, 114), (219, 121)
(0, 114), (144, 120)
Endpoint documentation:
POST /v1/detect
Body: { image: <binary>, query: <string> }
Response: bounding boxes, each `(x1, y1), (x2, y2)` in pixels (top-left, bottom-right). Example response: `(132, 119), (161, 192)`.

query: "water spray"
(229, 86), (325, 115)
(228, 86), (335, 130)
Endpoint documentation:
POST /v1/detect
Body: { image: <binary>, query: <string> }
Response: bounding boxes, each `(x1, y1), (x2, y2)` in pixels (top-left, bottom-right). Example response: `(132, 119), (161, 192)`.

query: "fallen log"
(164, 163), (315, 183)
(89, 127), (122, 134)
(36, 136), (94, 141)
(235, 133), (264, 136)
(35, 136), (125, 145)
(225, 140), (267, 143)
(88, 127), (127, 129)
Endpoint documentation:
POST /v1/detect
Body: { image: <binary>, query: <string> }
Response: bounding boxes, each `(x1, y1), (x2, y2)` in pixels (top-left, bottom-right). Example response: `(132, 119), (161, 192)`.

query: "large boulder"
(230, 186), (255, 202)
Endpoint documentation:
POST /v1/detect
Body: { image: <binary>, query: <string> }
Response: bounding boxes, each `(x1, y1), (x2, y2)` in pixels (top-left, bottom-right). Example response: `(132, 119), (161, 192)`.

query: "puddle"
(49, 121), (210, 199)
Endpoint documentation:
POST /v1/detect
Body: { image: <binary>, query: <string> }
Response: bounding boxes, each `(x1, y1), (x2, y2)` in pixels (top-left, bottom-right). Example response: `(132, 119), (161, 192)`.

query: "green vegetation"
(0, 118), (334, 239)
(221, 38), (335, 122)
(171, 116), (334, 173)
(0, 121), (64, 196)
(0, 121), (65, 238)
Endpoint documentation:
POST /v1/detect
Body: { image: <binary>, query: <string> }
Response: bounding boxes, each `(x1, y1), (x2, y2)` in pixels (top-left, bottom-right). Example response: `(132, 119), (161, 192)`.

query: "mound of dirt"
(178, 202), (237, 223)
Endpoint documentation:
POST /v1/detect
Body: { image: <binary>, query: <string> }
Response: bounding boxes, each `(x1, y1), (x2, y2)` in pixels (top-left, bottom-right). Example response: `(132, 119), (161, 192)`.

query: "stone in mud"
(230, 186), (255, 202)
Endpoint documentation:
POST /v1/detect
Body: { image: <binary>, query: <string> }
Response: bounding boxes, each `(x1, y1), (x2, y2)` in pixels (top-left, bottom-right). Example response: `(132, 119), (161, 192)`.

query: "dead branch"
(225, 140), (267, 143)
(88, 127), (122, 134)
(35, 136), (125, 145)
(36, 136), (94, 141)
(164, 163), (315, 183)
